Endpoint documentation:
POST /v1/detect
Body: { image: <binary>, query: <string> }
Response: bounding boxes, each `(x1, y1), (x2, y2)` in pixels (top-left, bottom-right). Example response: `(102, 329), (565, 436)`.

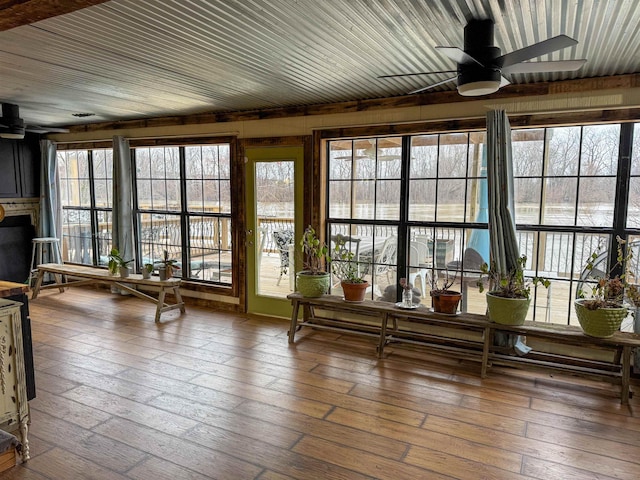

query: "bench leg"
(622, 345), (631, 405)
(54, 273), (65, 293)
(288, 299), (300, 343)
(377, 313), (389, 358)
(31, 270), (45, 299)
(155, 288), (166, 323)
(481, 326), (492, 378)
(173, 286), (186, 313)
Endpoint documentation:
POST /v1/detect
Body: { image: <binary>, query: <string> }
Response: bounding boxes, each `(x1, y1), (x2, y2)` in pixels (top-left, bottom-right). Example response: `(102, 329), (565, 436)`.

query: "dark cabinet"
(0, 134), (40, 198)
(0, 141), (20, 197)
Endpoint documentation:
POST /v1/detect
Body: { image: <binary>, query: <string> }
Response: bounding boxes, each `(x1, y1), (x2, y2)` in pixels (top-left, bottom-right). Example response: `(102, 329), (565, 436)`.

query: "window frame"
(57, 148), (113, 267)
(131, 140), (235, 288)
(322, 121), (638, 325)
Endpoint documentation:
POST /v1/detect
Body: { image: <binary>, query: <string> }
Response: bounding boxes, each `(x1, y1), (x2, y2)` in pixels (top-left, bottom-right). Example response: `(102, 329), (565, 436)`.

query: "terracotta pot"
(341, 281), (369, 302)
(431, 290), (461, 314)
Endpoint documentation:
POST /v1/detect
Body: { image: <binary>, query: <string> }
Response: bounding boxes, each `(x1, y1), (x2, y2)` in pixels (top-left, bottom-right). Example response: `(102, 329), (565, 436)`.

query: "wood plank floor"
(6, 287), (640, 479)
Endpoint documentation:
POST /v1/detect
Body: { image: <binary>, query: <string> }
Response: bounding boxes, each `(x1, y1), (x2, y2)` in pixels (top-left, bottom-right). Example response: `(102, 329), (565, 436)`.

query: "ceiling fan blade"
(409, 76), (457, 95)
(502, 59), (587, 74)
(378, 70), (457, 79)
(435, 46), (484, 66)
(25, 125), (70, 134)
(498, 34), (578, 68)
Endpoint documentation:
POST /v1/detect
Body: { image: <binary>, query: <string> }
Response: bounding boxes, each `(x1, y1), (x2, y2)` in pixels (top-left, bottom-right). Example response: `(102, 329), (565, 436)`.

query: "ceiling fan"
(379, 19), (587, 96)
(0, 103), (69, 139)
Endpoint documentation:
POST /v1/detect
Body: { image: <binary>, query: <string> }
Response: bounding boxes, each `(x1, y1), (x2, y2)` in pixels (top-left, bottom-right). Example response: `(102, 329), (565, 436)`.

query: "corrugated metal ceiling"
(0, 0), (638, 127)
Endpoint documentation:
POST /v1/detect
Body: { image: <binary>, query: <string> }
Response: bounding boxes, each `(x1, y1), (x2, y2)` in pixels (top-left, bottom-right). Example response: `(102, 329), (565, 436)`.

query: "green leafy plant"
(331, 238), (366, 283)
(107, 248), (133, 275)
(477, 255), (550, 299)
(299, 225), (330, 275)
(143, 263), (154, 273)
(160, 250), (180, 277)
(578, 236), (637, 310)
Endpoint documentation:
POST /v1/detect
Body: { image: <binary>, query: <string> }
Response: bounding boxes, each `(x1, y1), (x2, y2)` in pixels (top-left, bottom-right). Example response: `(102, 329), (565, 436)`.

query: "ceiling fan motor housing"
(1, 103), (25, 128)
(0, 103), (26, 138)
(458, 19), (502, 94)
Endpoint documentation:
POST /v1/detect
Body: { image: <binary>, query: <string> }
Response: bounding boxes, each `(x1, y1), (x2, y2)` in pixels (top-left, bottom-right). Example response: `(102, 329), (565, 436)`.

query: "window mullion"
(610, 122), (634, 276)
(87, 150), (100, 266)
(397, 136), (411, 293)
(180, 147), (189, 279)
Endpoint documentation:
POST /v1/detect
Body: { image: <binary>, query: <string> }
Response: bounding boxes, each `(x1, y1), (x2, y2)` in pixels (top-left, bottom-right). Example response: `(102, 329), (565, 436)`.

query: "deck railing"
(62, 217), (627, 282)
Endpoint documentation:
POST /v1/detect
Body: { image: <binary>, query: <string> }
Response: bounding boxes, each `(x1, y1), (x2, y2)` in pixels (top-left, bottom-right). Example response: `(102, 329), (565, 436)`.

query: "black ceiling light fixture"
(380, 19), (587, 96)
(0, 103), (25, 139)
(0, 103), (70, 139)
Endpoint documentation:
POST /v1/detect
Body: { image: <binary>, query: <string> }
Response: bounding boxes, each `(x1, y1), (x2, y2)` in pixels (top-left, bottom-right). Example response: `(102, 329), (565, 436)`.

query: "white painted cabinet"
(0, 299), (29, 461)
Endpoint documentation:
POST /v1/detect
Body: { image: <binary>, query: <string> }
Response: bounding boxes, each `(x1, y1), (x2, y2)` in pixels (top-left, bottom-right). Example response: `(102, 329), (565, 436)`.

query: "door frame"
(244, 145), (304, 317)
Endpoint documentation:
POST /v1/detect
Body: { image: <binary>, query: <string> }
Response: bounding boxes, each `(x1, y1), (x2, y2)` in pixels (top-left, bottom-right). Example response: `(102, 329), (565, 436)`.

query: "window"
(58, 149), (113, 265)
(134, 144), (232, 284)
(327, 133), (488, 307)
(326, 122), (636, 327)
(512, 125), (623, 325)
(628, 123), (640, 230)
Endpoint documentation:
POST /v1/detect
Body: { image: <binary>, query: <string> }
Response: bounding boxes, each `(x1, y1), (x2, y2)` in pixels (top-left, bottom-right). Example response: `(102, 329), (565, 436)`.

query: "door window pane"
(255, 161), (294, 297)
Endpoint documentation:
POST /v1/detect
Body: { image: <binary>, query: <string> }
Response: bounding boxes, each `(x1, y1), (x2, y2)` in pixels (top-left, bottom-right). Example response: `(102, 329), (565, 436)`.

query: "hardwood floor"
(5, 287), (640, 479)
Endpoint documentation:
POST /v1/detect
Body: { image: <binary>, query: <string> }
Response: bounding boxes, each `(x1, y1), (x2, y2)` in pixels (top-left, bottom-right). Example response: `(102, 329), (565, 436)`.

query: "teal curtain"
(487, 110), (519, 275)
(486, 110), (529, 353)
(39, 139), (62, 263)
(112, 135), (136, 270)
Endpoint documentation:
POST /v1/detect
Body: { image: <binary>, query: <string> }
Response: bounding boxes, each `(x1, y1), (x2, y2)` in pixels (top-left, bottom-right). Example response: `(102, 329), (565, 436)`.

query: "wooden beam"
(64, 73), (640, 134)
(0, 0), (110, 32)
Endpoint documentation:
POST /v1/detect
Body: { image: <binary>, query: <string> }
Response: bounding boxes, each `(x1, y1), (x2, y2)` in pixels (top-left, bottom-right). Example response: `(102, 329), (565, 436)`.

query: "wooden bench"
(288, 293), (492, 372)
(32, 263), (185, 323)
(287, 293), (640, 404)
(485, 321), (640, 405)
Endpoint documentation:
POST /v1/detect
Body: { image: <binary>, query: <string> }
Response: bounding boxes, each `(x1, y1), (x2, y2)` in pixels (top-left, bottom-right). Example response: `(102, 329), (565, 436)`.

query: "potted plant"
(575, 237), (634, 337)
(429, 269), (461, 314)
(296, 225), (331, 298)
(158, 250), (180, 281)
(332, 237), (369, 302)
(107, 248), (134, 278)
(141, 263), (154, 279)
(478, 255), (550, 325)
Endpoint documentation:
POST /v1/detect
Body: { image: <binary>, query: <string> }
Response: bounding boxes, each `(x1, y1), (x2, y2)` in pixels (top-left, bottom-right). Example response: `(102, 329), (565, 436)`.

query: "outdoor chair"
(372, 236), (398, 295)
(408, 241), (431, 295)
(330, 233), (362, 285)
(272, 230), (295, 286)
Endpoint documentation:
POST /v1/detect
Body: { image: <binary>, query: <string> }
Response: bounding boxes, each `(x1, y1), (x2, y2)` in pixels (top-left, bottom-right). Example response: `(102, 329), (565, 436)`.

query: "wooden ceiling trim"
(64, 74), (640, 134)
(319, 107), (640, 140)
(0, 0), (110, 31)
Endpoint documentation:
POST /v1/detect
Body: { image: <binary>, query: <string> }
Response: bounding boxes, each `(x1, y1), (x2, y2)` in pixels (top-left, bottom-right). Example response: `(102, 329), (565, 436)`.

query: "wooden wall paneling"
(63, 74), (640, 135)
(0, 0), (110, 31)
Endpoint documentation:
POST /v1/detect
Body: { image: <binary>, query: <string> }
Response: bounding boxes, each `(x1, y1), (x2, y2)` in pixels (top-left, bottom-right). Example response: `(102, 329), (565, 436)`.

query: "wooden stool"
(29, 237), (62, 287)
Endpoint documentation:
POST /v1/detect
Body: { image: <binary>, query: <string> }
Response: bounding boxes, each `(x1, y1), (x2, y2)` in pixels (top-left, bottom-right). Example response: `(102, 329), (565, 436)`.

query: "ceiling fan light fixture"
(0, 124), (25, 139)
(457, 79), (501, 96)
